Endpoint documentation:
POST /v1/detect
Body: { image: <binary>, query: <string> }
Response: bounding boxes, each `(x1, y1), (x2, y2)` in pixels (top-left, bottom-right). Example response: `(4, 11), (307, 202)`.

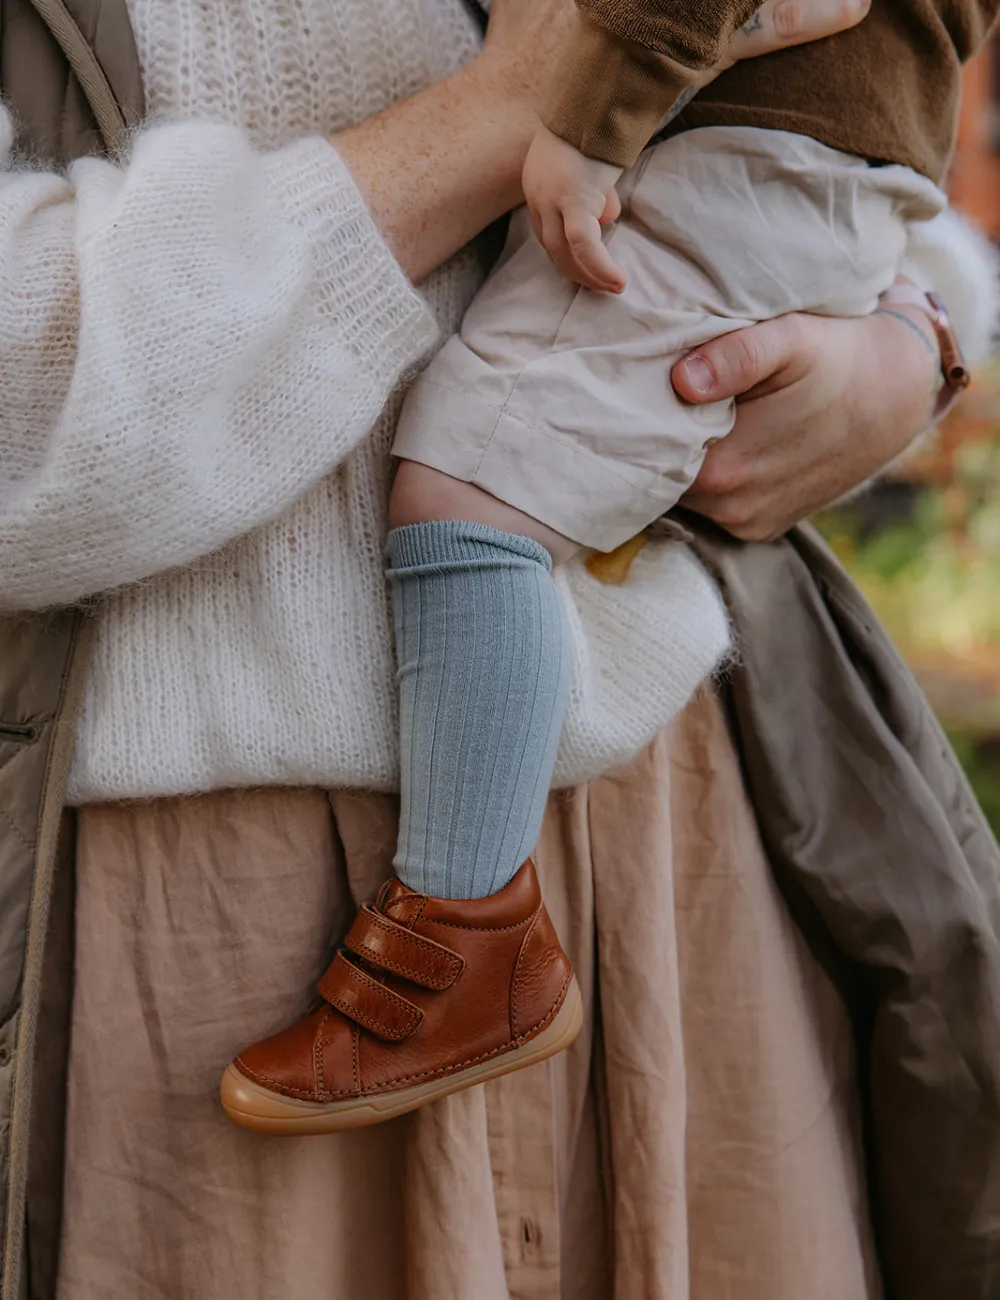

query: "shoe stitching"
(326, 988), (422, 1041)
(350, 910), (463, 987)
(364, 908), (460, 963)
(315, 1007), (338, 1094)
(235, 972), (572, 1102)
(422, 916), (533, 934)
(510, 904), (542, 1041)
(329, 970), (571, 1097)
(332, 955), (423, 1016)
(322, 954), (424, 1038)
(348, 939), (460, 989)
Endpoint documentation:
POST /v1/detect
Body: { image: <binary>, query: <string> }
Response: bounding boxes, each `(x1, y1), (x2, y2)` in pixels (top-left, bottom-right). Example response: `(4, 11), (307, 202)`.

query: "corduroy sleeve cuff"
(541, 16), (700, 168)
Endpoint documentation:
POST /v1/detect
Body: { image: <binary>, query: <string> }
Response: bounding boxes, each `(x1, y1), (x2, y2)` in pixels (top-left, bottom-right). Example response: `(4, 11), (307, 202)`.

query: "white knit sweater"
(0, 0), (993, 804)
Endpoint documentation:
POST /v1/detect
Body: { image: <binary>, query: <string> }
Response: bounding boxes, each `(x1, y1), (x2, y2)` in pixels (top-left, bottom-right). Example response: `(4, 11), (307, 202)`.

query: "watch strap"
(879, 285), (972, 421)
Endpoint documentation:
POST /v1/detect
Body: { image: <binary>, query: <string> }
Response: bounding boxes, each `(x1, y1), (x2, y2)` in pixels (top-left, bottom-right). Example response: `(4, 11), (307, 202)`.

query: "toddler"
(387, 4), (953, 890)
(221, 0), (991, 1134)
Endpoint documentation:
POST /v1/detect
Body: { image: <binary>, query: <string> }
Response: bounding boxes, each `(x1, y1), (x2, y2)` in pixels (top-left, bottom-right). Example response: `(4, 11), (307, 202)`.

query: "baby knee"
(388, 459), (579, 566)
(389, 460), (480, 530)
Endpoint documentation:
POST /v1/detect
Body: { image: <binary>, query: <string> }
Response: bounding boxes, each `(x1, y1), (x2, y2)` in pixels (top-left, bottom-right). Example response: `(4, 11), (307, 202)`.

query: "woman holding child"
(0, 0), (998, 1295)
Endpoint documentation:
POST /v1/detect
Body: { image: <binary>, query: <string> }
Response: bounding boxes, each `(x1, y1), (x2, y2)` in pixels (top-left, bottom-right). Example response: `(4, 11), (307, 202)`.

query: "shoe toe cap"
(233, 1005), (328, 1099)
(233, 1004), (358, 1101)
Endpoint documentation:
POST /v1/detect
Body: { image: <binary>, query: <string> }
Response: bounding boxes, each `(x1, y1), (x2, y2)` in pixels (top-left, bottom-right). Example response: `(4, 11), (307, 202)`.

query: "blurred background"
(817, 40), (1000, 832)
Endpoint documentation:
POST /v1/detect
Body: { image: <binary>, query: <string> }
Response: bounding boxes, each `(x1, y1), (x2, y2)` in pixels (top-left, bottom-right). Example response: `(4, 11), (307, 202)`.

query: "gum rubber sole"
(220, 977), (583, 1135)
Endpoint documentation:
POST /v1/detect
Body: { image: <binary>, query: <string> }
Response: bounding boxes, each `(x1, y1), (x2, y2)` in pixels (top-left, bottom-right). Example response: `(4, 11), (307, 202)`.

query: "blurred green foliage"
(946, 730), (1000, 834)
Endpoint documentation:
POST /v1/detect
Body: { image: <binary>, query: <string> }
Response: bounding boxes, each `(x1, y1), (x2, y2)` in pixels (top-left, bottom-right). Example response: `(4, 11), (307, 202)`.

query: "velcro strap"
(344, 905), (464, 990)
(318, 951), (423, 1043)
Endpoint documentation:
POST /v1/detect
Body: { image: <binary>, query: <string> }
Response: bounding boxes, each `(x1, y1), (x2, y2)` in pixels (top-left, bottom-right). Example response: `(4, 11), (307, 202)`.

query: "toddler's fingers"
(539, 209), (605, 290)
(539, 210), (579, 280)
(600, 188), (622, 225)
(528, 203), (545, 248)
(563, 210), (627, 293)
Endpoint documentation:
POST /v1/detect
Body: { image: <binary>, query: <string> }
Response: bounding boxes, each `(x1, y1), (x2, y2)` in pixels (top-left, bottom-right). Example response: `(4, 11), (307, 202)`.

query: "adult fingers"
(726, 0), (869, 63)
(771, 0), (871, 45)
(671, 314), (816, 404)
(681, 309), (937, 539)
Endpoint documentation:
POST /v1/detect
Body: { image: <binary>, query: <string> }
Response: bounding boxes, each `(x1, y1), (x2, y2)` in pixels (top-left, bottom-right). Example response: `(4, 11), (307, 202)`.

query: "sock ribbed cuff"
(386, 519), (553, 575)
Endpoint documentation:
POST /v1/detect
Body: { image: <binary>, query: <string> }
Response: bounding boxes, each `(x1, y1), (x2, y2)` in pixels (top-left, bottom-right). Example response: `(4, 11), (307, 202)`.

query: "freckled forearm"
(333, 62), (537, 284)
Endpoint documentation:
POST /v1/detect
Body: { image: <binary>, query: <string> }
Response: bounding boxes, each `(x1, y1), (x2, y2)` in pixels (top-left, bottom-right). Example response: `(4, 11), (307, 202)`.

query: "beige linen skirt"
(57, 687), (881, 1299)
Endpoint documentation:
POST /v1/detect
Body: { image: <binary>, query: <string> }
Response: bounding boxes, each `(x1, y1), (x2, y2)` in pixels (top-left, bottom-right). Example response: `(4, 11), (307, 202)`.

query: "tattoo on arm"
(875, 308), (941, 424)
(874, 308), (939, 361)
(661, 86), (696, 126)
(660, 8), (764, 130)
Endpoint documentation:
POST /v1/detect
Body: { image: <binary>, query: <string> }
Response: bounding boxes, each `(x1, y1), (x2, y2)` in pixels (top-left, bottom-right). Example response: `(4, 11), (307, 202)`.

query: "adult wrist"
(463, 56), (540, 183)
(870, 297), (943, 434)
(467, 47), (543, 134)
(878, 284), (971, 423)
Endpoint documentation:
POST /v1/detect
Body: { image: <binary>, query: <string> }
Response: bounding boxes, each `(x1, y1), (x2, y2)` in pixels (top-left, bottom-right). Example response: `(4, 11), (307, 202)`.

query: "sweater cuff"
(262, 136), (439, 387)
(542, 16), (699, 168)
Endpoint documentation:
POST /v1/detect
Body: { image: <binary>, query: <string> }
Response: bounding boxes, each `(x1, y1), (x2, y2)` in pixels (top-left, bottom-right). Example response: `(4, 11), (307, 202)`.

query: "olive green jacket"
(0, 5), (142, 1297)
(0, 6), (998, 1298)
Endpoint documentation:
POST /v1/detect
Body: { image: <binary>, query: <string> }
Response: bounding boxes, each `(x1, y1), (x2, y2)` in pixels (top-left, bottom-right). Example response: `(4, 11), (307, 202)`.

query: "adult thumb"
(671, 317), (801, 404)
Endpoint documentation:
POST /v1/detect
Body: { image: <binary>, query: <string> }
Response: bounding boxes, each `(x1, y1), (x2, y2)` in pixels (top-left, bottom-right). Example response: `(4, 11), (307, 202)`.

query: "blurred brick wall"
(950, 40), (1000, 238)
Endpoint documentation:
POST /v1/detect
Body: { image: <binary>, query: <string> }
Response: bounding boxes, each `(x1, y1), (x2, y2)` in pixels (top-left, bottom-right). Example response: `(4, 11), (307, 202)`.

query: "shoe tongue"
(378, 878), (424, 928)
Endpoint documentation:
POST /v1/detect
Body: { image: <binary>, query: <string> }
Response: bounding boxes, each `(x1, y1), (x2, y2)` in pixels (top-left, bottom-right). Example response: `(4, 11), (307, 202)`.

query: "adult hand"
(720, 0), (871, 69)
(674, 306), (940, 540)
(340, 0), (872, 287)
(476, 0), (576, 108)
(479, 0), (870, 117)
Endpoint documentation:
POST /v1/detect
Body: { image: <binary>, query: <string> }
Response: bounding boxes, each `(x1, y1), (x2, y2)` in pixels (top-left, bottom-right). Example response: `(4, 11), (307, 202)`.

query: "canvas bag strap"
(27, 0), (131, 152)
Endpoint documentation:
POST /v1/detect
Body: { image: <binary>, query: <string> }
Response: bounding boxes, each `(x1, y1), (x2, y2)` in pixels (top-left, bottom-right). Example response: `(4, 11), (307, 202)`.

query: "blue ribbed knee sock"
(386, 520), (571, 900)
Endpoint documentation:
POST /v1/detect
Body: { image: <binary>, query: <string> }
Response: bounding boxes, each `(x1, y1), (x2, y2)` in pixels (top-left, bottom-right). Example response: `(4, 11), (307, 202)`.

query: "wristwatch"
(879, 284), (972, 421)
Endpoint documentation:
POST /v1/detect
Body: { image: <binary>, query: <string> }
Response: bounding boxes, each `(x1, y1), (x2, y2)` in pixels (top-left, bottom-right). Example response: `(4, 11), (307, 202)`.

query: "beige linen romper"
(394, 126), (942, 551)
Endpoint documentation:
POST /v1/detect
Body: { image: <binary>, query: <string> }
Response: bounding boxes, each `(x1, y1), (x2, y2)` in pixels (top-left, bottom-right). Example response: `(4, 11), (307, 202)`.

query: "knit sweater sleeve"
(0, 110), (438, 613)
(542, 1), (761, 167)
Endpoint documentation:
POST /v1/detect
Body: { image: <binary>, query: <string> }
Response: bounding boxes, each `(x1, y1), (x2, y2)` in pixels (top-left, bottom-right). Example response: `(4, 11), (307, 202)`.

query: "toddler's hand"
(522, 126), (626, 293)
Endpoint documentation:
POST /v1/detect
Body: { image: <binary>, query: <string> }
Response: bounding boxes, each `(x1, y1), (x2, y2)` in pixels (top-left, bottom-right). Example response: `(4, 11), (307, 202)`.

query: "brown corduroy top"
(542, 1), (1000, 181)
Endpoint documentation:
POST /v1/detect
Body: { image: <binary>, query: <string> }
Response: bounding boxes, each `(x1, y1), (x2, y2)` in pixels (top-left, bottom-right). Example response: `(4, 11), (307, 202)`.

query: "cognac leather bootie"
(220, 860), (582, 1134)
